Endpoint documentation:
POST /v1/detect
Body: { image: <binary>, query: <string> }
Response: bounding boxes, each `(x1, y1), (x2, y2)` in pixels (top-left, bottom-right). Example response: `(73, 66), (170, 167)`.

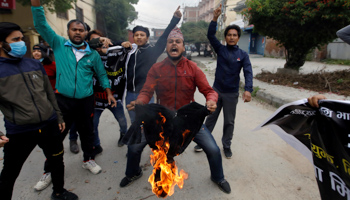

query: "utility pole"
(220, 0), (226, 31)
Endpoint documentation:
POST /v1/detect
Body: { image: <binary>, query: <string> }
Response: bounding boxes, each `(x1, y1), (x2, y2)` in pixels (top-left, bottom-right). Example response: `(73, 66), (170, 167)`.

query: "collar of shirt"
(64, 40), (91, 52)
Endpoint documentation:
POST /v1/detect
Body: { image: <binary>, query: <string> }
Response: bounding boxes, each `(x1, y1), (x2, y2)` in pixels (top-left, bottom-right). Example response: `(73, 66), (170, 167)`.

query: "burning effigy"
(122, 102), (210, 198)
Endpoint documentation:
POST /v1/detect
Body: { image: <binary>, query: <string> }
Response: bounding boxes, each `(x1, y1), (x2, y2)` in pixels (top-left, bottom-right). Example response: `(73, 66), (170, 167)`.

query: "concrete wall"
(238, 32), (250, 53)
(327, 38), (350, 60)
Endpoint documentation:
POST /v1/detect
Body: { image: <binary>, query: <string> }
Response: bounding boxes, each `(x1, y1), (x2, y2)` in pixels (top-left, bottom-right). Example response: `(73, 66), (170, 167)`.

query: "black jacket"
(127, 16), (180, 93)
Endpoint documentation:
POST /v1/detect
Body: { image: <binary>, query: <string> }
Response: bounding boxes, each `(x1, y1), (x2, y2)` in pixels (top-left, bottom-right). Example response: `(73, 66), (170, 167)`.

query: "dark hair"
(85, 23), (91, 32)
(67, 19), (87, 31)
(132, 26), (150, 37)
(32, 44), (53, 65)
(86, 29), (104, 41)
(224, 25), (241, 38)
(0, 22), (23, 42)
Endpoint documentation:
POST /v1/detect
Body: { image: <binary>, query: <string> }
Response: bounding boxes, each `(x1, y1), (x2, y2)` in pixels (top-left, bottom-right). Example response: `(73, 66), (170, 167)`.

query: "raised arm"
(152, 6), (182, 56)
(31, 0), (63, 48)
(207, 4), (223, 52)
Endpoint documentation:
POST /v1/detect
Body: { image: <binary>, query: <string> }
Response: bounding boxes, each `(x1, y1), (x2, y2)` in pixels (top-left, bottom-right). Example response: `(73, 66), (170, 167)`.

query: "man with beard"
(121, 28), (231, 194)
(120, 6), (182, 123)
(31, 0), (116, 180)
(0, 22), (78, 200)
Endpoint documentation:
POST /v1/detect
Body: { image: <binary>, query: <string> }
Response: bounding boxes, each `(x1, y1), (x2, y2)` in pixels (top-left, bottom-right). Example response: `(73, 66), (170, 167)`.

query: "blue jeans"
(69, 101), (128, 146)
(93, 101), (128, 146)
(125, 91), (154, 123)
(125, 124), (224, 182)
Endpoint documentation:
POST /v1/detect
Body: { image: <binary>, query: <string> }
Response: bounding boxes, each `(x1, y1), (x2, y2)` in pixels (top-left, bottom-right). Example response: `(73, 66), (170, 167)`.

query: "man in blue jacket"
(31, 0), (116, 185)
(0, 22), (78, 200)
(196, 4), (253, 159)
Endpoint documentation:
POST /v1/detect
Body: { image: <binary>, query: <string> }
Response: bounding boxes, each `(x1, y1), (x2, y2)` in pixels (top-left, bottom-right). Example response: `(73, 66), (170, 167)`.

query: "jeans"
(205, 87), (239, 149)
(93, 101), (128, 146)
(69, 123), (78, 141)
(125, 124), (224, 183)
(125, 91), (154, 123)
(0, 120), (64, 199)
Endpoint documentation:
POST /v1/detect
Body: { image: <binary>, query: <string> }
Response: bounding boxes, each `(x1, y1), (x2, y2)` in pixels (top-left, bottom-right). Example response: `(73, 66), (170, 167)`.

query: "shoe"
(51, 189), (78, 200)
(194, 145), (203, 152)
(70, 140), (79, 154)
(34, 172), (52, 191)
(93, 145), (103, 156)
(82, 160), (102, 174)
(211, 178), (231, 194)
(119, 170), (143, 187)
(118, 133), (125, 147)
(223, 148), (232, 159)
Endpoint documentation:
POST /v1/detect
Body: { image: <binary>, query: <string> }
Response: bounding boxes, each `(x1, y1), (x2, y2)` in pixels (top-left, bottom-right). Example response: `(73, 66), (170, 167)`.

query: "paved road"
(0, 54), (320, 200)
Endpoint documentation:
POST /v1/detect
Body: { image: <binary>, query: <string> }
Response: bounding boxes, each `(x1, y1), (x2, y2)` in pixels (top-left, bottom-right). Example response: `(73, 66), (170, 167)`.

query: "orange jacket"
(137, 57), (218, 111)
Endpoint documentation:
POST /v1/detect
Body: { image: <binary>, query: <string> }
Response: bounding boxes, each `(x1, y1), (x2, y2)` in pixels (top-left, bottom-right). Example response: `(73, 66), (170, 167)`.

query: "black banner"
(93, 46), (131, 109)
(255, 99), (350, 200)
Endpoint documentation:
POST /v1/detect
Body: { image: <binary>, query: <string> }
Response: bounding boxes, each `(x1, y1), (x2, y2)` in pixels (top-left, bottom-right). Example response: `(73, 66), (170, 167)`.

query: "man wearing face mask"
(31, 0), (116, 177)
(0, 22), (78, 200)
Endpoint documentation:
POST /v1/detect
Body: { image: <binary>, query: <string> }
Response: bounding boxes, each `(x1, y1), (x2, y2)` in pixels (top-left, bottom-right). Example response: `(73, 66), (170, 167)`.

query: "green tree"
(17, 0), (76, 12)
(242, 0), (350, 71)
(95, 0), (138, 41)
(181, 21), (210, 55)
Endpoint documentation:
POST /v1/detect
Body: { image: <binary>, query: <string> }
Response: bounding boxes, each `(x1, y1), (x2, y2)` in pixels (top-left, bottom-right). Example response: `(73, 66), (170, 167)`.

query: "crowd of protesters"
(0, 1), (348, 200)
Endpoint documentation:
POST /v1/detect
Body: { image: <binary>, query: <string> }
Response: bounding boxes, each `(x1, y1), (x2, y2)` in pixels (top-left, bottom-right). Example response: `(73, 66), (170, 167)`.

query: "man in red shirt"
(121, 27), (231, 194)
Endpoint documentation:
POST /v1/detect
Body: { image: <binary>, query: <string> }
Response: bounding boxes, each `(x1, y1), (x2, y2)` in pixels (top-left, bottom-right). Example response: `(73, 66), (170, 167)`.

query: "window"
(75, 6), (84, 22)
(57, 11), (68, 20)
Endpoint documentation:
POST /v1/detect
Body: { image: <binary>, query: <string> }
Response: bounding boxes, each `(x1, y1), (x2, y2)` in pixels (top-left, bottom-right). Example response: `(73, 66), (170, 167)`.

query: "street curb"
(193, 59), (289, 108)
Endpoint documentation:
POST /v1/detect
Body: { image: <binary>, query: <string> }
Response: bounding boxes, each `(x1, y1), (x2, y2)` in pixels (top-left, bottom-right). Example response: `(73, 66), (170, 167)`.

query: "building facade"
(0, 0), (96, 57)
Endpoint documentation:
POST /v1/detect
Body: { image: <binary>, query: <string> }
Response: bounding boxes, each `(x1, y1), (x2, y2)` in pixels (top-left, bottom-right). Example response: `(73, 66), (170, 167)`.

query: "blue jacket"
(207, 21), (253, 93)
(32, 6), (110, 99)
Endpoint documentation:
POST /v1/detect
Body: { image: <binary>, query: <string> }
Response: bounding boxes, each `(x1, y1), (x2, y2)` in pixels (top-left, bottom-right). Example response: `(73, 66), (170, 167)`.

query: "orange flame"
(148, 113), (189, 198)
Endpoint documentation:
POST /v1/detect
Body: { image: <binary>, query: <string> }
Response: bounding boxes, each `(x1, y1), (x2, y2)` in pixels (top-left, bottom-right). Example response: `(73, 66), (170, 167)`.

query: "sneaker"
(82, 160), (102, 174)
(34, 173), (52, 191)
(118, 133), (125, 147)
(51, 189), (78, 200)
(211, 178), (231, 194)
(223, 148), (232, 159)
(93, 145), (103, 156)
(119, 170), (143, 187)
(194, 145), (203, 152)
(70, 140), (79, 154)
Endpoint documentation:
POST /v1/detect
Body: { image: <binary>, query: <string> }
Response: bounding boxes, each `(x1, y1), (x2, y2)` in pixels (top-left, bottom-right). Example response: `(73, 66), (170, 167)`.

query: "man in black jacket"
(120, 6), (182, 123)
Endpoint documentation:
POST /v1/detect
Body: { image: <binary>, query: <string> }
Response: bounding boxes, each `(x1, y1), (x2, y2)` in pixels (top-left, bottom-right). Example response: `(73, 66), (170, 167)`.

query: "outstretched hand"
(213, 4), (222, 21)
(174, 6), (182, 18)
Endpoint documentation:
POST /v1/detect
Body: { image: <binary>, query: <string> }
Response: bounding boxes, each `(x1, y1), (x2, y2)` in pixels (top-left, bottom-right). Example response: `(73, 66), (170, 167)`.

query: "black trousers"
(55, 93), (95, 161)
(0, 120), (64, 200)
